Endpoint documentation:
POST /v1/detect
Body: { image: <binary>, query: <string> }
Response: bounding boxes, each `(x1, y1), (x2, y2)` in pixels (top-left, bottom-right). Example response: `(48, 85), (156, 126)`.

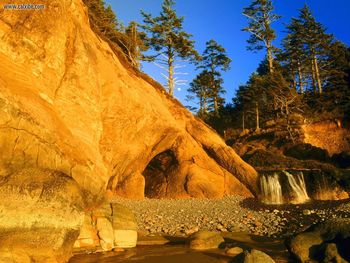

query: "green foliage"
(141, 0), (198, 96)
(189, 40), (231, 116)
(242, 0), (280, 72)
(83, 0), (147, 68)
(279, 5), (350, 119)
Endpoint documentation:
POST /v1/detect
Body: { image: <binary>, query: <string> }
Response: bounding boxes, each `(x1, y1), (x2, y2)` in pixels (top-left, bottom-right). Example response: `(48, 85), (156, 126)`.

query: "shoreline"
(110, 196), (350, 239)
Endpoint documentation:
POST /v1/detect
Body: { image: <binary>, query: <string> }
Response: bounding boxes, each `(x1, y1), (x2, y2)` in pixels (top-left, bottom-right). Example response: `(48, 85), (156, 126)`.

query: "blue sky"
(105, 0), (350, 108)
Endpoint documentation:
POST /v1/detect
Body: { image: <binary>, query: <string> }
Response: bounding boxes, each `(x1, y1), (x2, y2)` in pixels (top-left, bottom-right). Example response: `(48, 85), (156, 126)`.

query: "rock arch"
(143, 149), (178, 198)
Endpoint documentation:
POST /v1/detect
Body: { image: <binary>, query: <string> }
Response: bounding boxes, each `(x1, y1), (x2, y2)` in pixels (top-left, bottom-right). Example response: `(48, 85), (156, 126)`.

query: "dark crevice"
(142, 150), (178, 198)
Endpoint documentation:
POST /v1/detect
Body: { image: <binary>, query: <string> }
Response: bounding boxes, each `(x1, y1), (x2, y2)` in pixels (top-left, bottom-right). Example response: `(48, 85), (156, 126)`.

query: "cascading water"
(260, 171), (310, 205)
(260, 173), (283, 205)
(283, 171), (310, 204)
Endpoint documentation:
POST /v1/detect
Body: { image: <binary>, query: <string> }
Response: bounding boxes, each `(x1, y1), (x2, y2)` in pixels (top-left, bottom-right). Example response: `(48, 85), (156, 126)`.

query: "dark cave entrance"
(142, 150), (178, 198)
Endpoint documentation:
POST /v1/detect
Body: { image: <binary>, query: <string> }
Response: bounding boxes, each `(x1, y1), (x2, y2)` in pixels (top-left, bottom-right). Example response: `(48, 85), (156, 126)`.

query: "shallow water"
(70, 245), (231, 263)
(69, 233), (291, 263)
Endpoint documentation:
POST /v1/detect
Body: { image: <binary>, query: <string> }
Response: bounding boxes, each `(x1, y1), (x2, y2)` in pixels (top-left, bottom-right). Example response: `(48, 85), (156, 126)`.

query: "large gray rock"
(189, 231), (225, 250)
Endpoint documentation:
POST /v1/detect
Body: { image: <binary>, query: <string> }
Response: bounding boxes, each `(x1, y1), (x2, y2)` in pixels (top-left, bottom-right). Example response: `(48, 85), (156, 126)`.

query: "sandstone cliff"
(0, 0), (258, 200)
(0, 0), (258, 261)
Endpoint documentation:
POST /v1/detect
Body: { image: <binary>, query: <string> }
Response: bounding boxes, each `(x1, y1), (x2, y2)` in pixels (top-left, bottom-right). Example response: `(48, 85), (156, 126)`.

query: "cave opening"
(142, 150), (178, 198)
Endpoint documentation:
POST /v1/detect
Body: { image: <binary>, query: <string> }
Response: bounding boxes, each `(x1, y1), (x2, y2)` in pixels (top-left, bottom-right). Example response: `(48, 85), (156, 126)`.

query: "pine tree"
(121, 21), (149, 69)
(280, 17), (307, 93)
(234, 73), (266, 131)
(297, 5), (333, 94)
(141, 0), (198, 96)
(83, 0), (148, 67)
(197, 39), (231, 115)
(322, 41), (350, 116)
(242, 0), (280, 73)
(187, 70), (211, 116)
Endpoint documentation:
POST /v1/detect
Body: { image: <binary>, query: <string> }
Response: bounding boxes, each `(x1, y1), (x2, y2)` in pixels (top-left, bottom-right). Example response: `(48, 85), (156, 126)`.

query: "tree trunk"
(214, 97), (218, 115)
(168, 52), (174, 96)
(203, 93), (207, 113)
(267, 43), (274, 73)
(297, 61), (304, 93)
(131, 22), (140, 69)
(255, 102), (260, 131)
(311, 58), (317, 93)
(313, 54), (322, 94)
(242, 111), (245, 132)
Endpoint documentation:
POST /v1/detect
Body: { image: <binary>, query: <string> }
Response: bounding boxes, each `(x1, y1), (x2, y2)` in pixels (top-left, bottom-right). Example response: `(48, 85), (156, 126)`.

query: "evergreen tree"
(122, 21), (149, 69)
(141, 0), (198, 96)
(196, 39), (231, 115)
(242, 0), (280, 73)
(296, 5), (333, 93)
(187, 70), (211, 116)
(83, 0), (148, 67)
(322, 41), (350, 116)
(280, 17), (307, 93)
(234, 73), (267, 131)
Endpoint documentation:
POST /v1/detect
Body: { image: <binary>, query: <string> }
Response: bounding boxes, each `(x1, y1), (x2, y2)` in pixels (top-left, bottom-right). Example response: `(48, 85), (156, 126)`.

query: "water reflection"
(69, 245), (231, 263)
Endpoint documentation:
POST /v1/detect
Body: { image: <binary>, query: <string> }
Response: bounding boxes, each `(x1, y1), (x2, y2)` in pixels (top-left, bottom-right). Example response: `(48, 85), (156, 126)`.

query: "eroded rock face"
(0, 0), (257, 199)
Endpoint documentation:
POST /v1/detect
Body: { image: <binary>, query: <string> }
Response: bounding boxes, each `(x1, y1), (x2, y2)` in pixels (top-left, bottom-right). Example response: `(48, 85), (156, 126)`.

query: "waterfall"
(260, 173), (283, 205)
(283, 171), (310, 204)
(314, 173), (333, 200)
(260, 171), (310, 205)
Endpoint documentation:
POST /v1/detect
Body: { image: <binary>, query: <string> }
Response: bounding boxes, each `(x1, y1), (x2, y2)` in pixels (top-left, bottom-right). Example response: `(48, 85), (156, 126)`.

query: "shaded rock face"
(302, 121), (350, 156)
(0, 0), (257, 201)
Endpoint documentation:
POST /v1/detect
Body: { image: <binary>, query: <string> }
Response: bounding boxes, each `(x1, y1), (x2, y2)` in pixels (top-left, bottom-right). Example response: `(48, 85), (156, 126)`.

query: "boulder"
(0, 169), (84, 262)
(112, 204), (138, 248)
(243, 249), (275, 263)
(226, 247), (244, 255)
(323, 243), (348, 263)
(92, 203), (112, 219)
(287, 232), (323, 262)
(189, 231), (225, 250)
(287, 219), (350, 262)
(73, 215), (100, 249)
(96, 218), (115, 251)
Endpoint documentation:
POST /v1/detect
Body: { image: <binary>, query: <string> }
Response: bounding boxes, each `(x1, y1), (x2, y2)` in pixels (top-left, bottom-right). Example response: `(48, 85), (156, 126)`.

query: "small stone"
(303, 209), (312, 215)
(226, 247), (243, 255)
(113, 247), (125, 252)
(189, 231), (225, 250)
(185, 226), (199, 236)
(243, 249), (275, 263)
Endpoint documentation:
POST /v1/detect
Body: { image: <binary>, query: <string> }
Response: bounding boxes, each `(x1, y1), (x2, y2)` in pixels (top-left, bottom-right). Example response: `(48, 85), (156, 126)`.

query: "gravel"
(111, 196), (350, 238)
